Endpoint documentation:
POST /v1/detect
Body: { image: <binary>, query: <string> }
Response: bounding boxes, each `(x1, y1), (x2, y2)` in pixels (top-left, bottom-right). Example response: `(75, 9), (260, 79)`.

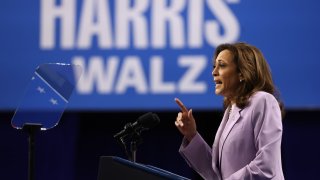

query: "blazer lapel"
(211, 107), (230, 179)
(218, 106), (242, 164)
(213, 107), (231, 151)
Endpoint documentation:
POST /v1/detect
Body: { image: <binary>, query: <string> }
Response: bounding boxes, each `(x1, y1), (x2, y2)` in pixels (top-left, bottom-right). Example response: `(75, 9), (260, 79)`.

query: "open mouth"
(214, 80), (222, 85)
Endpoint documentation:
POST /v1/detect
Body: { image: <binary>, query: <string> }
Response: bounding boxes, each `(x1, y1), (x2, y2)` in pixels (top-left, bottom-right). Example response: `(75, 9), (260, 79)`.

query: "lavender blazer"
(179, 91), (284, 180)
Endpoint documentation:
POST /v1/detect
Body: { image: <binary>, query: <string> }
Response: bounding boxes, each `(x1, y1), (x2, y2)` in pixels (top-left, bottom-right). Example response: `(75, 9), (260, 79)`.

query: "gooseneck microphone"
(114, 112), (160, 162)
(113, 112), (160, 140)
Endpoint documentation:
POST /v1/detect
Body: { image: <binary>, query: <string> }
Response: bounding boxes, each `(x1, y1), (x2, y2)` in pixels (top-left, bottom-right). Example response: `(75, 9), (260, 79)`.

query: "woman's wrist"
(185, 131), (197, 142)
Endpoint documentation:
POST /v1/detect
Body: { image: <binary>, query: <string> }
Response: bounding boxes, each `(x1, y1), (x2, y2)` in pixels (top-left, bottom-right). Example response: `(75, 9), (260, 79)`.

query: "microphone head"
(137, 112), (160, 129)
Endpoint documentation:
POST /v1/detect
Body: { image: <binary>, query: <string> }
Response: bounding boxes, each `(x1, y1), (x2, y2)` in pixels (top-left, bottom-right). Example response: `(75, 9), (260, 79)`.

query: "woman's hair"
(214, 42), (285, 117)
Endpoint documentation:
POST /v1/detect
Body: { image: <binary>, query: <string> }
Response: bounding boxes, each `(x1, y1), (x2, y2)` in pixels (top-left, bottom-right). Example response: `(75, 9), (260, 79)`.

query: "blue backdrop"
(1, 0), (320, 110)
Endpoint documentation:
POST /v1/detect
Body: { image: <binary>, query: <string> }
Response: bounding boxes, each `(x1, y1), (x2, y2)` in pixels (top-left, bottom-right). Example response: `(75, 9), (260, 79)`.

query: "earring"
(239, 73), (243, 82)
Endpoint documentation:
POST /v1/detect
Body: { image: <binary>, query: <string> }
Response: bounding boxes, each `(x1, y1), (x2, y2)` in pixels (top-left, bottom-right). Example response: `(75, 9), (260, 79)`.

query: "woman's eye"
(213, 63), (226, 69)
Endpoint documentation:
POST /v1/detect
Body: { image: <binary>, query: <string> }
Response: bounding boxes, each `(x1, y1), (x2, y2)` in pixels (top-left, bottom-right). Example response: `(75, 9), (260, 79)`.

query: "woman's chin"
(215, 89), (222, 95)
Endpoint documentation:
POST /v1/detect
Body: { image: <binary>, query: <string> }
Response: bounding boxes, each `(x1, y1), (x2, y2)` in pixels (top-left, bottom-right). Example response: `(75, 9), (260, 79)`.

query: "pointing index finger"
(175, 98), (188, 113)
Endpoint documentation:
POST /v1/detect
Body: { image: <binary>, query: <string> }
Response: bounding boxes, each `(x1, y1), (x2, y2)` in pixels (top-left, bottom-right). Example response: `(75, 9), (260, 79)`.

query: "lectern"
(97, 156), (190, 180)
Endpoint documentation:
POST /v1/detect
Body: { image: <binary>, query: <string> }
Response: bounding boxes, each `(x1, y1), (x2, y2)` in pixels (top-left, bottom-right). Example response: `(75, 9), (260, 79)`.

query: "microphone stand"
(116, 126), (143, 163)
(130, 132), (142, 163)
(131, 140), (137, 163)
(113, 112), (160, 163)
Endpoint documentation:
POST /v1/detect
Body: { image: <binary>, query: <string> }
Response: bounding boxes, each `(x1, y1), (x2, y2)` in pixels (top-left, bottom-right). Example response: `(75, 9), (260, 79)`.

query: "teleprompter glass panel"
(11, 63), (82, 130)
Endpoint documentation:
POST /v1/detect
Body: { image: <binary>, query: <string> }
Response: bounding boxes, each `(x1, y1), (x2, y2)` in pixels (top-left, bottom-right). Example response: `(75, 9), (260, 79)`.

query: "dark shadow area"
(1, 110), (319, 180)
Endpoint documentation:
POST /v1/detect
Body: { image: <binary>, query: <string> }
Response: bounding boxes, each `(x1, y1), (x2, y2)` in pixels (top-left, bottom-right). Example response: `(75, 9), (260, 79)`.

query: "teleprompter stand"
(23, 123), (42, 180)
(11, 63), (82, 180)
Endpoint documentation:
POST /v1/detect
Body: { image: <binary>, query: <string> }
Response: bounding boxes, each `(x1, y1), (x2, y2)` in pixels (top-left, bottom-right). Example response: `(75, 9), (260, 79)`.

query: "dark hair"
(214, 42), (285, 117)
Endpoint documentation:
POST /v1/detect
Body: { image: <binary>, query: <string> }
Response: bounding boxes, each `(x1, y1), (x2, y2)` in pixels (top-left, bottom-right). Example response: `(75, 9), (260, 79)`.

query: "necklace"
(229, 106), (233, 115)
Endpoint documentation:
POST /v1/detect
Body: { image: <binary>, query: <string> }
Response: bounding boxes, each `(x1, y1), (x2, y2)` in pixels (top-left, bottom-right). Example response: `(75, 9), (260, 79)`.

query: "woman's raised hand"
(174, 98), (197, 141)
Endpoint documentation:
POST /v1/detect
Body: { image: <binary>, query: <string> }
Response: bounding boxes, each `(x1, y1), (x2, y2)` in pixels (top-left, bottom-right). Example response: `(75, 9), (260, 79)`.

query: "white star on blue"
(49, 98), (58, 105)
(37, 86), (46, 93)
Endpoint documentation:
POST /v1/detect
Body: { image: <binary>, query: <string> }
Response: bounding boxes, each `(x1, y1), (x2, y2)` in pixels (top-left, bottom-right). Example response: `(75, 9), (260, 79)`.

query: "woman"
(175, 42), (285, 180)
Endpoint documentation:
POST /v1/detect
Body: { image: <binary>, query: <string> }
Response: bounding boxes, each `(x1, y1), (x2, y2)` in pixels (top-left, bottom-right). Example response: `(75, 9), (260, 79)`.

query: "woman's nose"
(212, 67), (218, 76)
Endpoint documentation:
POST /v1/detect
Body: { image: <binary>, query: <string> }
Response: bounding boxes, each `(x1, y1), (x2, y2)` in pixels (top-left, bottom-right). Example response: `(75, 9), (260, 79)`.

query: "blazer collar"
(212, 105), (242, 175)
(213, 105), (242, 148)
(219, 105), (242, 163)
(221, 105), (242, 143)
(211, 106), (233, 179)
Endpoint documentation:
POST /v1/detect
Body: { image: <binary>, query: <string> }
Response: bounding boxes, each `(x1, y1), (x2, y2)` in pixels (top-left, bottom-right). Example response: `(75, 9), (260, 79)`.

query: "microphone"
(113, 112), (160, 140)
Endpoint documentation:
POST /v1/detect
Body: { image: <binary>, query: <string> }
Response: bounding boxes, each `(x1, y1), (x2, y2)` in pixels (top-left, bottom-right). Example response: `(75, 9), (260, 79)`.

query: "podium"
(97, 156), (190, 180)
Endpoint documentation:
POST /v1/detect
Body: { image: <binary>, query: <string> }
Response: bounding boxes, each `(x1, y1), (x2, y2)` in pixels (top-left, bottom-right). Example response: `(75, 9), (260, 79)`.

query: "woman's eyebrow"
(213, 59), (225, 65)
